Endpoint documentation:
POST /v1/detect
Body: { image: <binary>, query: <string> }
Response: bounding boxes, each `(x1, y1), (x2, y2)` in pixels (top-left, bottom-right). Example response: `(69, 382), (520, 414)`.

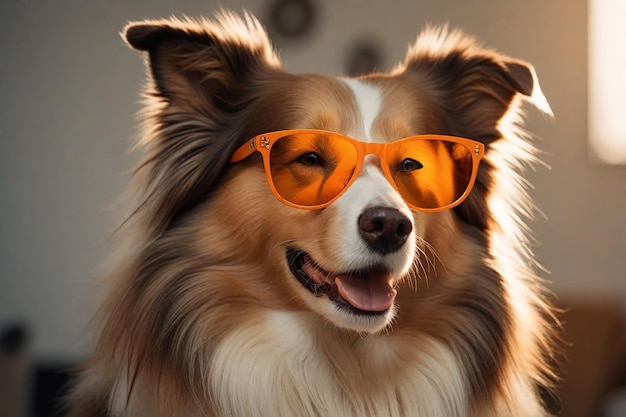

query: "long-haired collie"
(67, 11), (558, 417)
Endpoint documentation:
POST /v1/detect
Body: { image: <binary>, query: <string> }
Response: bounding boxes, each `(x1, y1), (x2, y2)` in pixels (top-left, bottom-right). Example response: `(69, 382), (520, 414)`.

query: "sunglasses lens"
(269, 133), (358, 207)
(388, 139), (474, 210)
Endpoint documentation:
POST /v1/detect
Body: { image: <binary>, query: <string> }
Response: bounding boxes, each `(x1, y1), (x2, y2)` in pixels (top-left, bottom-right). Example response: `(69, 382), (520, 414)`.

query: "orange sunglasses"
(229, 130), (485, 212)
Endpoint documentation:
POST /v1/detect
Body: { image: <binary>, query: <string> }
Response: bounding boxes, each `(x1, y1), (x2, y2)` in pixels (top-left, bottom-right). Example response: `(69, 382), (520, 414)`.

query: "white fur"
(341, 78), (382, 142)
(209, 310), (470, 417)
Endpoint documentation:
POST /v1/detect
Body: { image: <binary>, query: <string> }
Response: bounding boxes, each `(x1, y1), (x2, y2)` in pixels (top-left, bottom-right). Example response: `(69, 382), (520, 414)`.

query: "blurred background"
(1, 1), (624, 416)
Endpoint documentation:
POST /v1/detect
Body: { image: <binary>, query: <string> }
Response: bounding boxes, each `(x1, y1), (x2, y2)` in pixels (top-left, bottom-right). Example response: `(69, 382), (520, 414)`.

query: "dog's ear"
(123, 13), (280, 115)
(400, 27), (552, 142)
(121, 13), (281, 236)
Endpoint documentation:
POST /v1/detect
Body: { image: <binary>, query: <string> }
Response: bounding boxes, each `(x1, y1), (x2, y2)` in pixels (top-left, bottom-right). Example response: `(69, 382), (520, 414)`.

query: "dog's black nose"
(358, 207), (412, 254)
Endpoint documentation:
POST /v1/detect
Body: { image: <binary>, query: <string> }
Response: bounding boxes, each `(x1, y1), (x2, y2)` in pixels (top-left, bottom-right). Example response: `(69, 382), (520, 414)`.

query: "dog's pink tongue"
(335, 272), (396, 312)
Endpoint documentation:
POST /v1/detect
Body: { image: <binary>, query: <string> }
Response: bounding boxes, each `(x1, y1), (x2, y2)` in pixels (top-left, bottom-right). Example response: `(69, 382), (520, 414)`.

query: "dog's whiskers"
(402, 237), (444, 295)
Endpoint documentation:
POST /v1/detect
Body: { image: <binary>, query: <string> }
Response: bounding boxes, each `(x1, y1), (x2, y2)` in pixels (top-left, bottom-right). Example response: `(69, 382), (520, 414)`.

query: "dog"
(66, 11), (557, 417)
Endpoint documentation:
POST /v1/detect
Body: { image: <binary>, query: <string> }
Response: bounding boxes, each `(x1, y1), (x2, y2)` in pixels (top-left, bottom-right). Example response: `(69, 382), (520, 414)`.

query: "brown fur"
(67, 11), (558, 417)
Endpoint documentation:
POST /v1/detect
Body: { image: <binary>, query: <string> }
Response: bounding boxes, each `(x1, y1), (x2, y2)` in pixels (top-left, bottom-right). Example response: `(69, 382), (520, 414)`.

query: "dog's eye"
(397, 158), (423, 172)
(296, 152), (325, 167)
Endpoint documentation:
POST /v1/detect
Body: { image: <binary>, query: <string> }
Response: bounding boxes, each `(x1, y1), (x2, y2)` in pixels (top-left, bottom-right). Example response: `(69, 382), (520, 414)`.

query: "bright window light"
(588, 0), (626, 164)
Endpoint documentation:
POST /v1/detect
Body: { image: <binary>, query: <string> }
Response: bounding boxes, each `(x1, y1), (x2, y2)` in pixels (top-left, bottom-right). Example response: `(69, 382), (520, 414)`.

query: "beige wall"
(1, 0), (624, 358)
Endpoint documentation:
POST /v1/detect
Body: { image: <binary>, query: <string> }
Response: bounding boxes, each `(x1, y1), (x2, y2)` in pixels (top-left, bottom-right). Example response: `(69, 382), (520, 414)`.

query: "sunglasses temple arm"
(229, 137), (258, 163)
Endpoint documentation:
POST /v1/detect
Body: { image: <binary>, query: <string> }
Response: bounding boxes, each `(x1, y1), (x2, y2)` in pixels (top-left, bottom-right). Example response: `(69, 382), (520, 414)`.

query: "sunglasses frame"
(229, 129), (485, 212)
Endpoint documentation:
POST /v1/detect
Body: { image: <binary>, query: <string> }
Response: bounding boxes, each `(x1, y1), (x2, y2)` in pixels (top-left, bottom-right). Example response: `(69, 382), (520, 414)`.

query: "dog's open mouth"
(286, 249), (397, 314)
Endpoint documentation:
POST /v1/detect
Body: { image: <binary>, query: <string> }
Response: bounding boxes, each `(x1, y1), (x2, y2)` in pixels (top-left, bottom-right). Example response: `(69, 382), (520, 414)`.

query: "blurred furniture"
(557, 299), (626, 417)
(0, 324), (29, 417)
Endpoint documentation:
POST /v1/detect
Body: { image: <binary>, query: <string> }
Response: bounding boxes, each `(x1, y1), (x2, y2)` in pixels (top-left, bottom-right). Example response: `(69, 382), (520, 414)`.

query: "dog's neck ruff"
(209, 310), (470, 417)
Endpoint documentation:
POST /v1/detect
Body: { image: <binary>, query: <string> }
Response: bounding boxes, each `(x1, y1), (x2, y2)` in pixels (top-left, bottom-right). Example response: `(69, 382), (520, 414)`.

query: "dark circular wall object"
(268, 0), (317, 39)
(346, 39), (385, 77)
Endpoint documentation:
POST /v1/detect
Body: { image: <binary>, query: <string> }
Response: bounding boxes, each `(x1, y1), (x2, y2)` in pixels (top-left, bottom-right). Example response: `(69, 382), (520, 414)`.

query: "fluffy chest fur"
(210, 311), (468, 417)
